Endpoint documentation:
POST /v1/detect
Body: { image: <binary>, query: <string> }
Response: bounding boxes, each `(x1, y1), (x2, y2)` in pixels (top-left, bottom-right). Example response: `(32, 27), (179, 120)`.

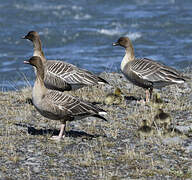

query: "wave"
(98, 29), (142, 41)
(98, 29), (122, 36)
(124, 32), (142, 41)
(74, 14), (91, 20)
(14, 3), (66, 11)
(14, 3), (83, 12)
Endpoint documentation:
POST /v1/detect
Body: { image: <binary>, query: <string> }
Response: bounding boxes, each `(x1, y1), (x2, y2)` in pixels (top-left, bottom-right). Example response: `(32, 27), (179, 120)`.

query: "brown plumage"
(22, 31), (108, 91)
(24, 56), (107, 140)
(113, 37), (190, 102)
(137, 120), (154, 138)
(153, 109), (171, 129)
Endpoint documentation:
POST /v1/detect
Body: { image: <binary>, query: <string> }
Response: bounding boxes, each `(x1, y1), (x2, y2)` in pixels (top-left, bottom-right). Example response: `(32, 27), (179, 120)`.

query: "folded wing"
(45, 60), (107, 89)
(130, 58), (186, 84)
(43, 90), (106, 119)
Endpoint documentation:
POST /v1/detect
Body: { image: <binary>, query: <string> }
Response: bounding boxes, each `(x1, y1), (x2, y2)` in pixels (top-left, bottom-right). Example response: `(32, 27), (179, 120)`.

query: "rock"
(162, 136), (184, 145)
(33, 166), (41, 173)
(175, 125), (192, 134)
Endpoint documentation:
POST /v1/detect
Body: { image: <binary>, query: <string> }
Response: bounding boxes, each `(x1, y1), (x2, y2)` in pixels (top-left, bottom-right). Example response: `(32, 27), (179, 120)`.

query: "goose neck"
(121, 47), (135, 70)
(33, 67), (47, 103)
(33, 38), (46, 63)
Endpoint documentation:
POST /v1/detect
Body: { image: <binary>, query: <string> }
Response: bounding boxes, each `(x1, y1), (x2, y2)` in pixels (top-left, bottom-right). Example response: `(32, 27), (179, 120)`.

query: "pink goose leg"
(50, 122), (66, 140)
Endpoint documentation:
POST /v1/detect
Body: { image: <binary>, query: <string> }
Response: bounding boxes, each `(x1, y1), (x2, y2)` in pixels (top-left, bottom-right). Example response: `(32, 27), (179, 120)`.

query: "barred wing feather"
(46, 61), (103, 86)
(130, 58), (185, 83)
(45, 90), (103, 117)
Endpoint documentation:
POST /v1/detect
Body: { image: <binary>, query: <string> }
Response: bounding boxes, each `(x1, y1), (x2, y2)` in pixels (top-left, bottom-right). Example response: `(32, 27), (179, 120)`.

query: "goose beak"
(112, 42), (119, 46)
(21, 36), (27, 39)
(23, 60), (30, 64)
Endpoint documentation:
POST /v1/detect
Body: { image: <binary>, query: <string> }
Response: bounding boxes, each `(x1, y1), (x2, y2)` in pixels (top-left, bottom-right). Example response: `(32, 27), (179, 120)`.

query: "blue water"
(0, 0), (192, 90)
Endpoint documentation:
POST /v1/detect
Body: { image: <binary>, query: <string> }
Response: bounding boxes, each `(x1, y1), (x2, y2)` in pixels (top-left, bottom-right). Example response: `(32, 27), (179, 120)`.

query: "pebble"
(162, 136), (184, 145)
(175, 125), (192, 133)
(33, 166), (41, 173)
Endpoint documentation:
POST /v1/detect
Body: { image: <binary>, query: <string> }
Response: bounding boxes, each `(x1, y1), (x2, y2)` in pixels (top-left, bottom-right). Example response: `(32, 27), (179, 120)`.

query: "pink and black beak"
(23, 60), (30, 64)
(112, 42), (120, 46)
(21, 35), (27, 39)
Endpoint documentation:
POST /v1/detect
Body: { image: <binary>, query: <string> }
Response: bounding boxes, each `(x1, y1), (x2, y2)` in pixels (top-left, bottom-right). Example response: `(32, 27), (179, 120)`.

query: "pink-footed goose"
(22, 31), (108, 91)
(24, 56), (107, 140)
(113, 37), (190, 102)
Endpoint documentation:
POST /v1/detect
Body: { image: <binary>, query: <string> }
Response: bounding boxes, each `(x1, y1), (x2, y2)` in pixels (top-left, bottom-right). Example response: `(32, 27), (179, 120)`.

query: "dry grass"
(0, 72), (192, 179)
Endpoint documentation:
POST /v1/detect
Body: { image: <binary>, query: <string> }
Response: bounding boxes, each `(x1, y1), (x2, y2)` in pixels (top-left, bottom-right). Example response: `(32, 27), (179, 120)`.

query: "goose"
(152, 92), (163, 104)
(113, 37), (190, 102)
(24, 56), (107, 140)
(22, 31), (108, 91)
(153, 109), (171, 129)
(137, 120), (154, 138)
(104, 87), (123, 105)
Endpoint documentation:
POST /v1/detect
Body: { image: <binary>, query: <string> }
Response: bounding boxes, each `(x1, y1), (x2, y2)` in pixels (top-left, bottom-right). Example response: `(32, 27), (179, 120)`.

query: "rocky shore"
(0, 72), (192, 179)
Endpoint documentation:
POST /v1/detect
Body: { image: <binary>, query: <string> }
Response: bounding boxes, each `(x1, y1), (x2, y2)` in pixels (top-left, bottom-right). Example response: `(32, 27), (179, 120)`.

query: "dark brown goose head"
(157, 109), (164, 114)
(22, 31), (45, 61)
(24, 56), (43, 69)
(113, 37), (132, 48)
(24, 56), (44, 80)
(22, 31), (39, 42)
(155, 109), (170, 120)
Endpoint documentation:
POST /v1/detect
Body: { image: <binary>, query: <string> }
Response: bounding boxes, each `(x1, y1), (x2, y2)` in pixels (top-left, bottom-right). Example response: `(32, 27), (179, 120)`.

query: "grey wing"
(44, 72), (71, 91)
(130, 58), (185, 83)
(45, 90), (104, 117)
(46, 60), (107, 87)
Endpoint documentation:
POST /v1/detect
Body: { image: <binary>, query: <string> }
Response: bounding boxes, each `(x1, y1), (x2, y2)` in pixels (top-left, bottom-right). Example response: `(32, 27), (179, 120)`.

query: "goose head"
(22, 31), (39, 42)
(24, 56), (43, 69)
(113, 37), (132, 48)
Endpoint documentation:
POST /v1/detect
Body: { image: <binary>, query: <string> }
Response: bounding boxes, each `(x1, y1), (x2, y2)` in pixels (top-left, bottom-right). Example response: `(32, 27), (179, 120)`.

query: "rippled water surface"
(0, 0), (192, 90)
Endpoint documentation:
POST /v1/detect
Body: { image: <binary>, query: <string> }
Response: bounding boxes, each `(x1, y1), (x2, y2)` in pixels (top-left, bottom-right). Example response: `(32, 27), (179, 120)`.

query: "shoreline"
(0, 72), (192, 179)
